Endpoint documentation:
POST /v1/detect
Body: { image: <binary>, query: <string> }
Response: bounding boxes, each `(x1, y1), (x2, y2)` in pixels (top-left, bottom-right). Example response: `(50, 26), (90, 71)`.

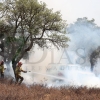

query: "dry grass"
(0, 79), (100, 100)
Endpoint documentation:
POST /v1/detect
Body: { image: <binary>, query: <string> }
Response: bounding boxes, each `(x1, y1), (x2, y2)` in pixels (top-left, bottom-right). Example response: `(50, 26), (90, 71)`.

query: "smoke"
(67, 18), (100, 66)
(3, 17), (100, 88)
(62, 17), (100, 88)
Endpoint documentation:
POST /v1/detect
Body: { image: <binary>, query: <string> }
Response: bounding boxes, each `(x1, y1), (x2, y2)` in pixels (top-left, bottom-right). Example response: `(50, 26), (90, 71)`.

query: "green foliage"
(0, 0), (69, 65)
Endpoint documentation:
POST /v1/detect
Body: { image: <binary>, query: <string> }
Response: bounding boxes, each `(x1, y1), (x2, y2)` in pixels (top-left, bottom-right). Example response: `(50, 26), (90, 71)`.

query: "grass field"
(0, 78), (100, 100)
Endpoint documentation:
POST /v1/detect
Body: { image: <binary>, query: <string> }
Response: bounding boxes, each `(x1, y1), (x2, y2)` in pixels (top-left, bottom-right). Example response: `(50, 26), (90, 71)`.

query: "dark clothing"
(15, 74), (24, 85)
(1, 72), (4, 78)
(0, 65), (4, 78)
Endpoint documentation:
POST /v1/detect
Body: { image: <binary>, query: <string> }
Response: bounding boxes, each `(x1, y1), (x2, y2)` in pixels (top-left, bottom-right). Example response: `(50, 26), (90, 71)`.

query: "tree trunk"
(12, 61), (17, 78)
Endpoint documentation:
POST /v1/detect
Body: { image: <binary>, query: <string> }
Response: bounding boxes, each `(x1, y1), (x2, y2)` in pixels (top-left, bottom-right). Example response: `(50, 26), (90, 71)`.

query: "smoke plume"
(2, 17), (100, 88)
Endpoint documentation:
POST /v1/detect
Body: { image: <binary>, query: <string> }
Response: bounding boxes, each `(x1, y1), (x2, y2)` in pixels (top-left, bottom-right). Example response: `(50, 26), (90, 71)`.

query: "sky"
(38, 0), (100, 26)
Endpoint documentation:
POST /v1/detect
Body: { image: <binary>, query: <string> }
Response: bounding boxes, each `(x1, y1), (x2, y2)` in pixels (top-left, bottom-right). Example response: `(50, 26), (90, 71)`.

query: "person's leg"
(15, 74), (19, 83)
(18, 75), (24, 85)
(1, 72), (4, 78)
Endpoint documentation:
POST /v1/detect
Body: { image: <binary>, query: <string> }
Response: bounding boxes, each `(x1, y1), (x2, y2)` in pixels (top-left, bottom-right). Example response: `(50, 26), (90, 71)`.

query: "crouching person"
(0, 61), (5, 78)
(15, 62), (27, 85)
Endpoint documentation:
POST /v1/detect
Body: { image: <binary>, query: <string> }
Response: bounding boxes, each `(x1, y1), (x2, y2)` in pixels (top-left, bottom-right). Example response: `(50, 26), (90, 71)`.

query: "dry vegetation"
(0, 78), (100, 100)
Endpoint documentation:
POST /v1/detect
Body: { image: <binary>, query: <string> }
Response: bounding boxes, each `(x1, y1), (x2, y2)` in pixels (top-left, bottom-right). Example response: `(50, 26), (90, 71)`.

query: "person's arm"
(21, 70), (27, 73)
(20, 68), (27, 73)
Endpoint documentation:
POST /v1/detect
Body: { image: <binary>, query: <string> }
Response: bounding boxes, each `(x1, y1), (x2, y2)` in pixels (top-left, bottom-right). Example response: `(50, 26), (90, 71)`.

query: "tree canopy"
(0, 0), (69, 73)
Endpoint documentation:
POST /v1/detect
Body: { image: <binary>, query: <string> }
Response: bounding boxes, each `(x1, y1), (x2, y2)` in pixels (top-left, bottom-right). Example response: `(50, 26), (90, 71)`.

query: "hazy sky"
(39, 0), (100, 26)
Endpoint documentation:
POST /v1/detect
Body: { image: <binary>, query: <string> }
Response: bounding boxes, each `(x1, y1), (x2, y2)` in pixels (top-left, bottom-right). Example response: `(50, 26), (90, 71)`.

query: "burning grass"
(0, 78), (100, 100)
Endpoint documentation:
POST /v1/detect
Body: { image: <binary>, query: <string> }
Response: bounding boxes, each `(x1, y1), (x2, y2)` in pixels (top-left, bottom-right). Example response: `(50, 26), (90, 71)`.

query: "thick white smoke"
(3, 17), (100, 88)
(62, 17), (100, 88)
(21, 18), (100, 88)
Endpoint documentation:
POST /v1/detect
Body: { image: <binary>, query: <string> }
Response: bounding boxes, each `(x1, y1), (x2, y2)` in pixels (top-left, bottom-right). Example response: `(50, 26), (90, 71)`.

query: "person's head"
(0, 61), (4, 65)
(18, 62), (22, 67)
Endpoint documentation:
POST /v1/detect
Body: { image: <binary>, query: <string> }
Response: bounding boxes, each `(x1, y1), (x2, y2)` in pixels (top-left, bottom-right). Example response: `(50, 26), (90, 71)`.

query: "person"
(0, 61), (5, 78)
(15, 62), (27, 85)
